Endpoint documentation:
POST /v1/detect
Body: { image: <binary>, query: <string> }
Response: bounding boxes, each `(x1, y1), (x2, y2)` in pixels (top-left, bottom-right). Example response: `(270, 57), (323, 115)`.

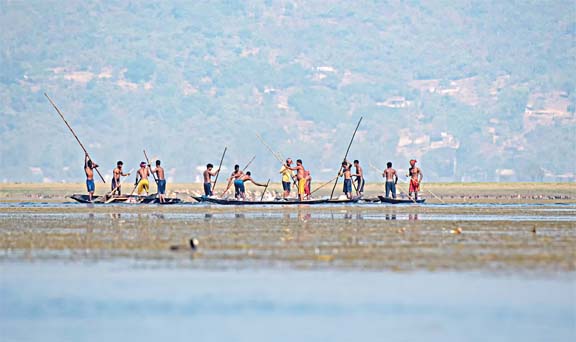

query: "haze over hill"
(1, 0), (574, 183)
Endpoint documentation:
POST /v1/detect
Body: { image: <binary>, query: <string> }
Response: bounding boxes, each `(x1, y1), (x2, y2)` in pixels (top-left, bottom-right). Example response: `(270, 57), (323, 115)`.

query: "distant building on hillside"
(376, 96), (412, 108)
(524, 91), (574, 130)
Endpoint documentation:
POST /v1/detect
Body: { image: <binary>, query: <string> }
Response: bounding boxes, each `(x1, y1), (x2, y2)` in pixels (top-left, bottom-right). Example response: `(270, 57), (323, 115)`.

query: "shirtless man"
(112, 161), (130, 196)
(288, 159), (306, 201)
(84, 153), (99, 201)
(407, 159), (423, 200)
(238, 171), (267, 199)
(223, 164), (244, 198)
(279, 158), (294, 199)
(353, 160), (364, 197)
(340, 161), (353, 199)
(382, 162), (398, 199)
(150, 160), (166, 203)
(135, 161), (150, 195)
(203, 163), (220, 196)
(304, 170), (312, 200)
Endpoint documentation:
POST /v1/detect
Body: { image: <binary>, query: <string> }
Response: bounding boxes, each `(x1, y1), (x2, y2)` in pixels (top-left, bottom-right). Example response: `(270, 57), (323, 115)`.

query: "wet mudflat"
(1, 201), (575, 341)
(0, 202), (574, 272)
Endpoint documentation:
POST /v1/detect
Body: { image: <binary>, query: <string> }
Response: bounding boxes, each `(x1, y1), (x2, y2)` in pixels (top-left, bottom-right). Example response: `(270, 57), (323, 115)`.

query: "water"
(0, 202), (574, 341)
(1, 262), (574, 342)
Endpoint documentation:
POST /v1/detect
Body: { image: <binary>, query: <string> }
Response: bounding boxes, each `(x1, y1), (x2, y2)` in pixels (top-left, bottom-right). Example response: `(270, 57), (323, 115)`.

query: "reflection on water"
(109, 213), (121, 220)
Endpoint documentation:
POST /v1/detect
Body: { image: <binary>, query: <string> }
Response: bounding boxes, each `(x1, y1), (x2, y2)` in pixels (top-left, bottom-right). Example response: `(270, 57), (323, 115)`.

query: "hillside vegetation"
(1, 0), (574, 182)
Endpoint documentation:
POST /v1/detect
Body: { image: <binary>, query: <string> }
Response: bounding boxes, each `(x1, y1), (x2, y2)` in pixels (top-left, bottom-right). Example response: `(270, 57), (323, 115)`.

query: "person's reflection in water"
(385, 214), (397, 220)
(409, 213), (419, 221)
(297, 210), (311, 222)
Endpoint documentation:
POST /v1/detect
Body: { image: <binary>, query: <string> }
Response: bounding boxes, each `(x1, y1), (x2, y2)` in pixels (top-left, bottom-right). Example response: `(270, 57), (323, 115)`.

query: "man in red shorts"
(407, 159), (423, 200)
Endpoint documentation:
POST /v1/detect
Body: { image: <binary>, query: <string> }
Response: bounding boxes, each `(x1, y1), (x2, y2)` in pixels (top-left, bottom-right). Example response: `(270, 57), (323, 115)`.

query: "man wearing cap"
(135, 161), (150, 195)
(407, 159), (423, 200)
(279, 158), (294, 199)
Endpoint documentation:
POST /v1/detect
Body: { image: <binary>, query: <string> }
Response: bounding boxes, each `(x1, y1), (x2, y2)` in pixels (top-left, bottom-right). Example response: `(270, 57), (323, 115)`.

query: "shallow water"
(1, 262), (574, 342)
(0, 202), (574, 341)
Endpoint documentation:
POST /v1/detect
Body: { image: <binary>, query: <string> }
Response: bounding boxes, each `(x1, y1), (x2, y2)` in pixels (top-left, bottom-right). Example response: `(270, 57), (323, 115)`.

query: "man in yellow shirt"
(279, 158), (294, 199)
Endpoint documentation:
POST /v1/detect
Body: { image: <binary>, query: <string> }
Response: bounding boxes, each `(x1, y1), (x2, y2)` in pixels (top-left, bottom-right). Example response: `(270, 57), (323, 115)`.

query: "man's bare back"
(384, 167), (397, 181)
(154, 166), (165, 180)
(84, 155), (97, 180)
(138, 167), (149, 179)
(85, 166), (94, 180)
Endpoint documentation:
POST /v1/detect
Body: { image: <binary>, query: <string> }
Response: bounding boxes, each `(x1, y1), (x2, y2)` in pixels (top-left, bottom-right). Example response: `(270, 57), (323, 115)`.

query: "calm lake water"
(1, 262), (574, 342)
(0, 202), (574, 341)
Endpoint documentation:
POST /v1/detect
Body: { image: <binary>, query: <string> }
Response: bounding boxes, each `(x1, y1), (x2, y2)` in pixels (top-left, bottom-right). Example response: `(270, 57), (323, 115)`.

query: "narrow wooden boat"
(69, 194), (181, 204)
(193, 196), (361, 205)
(377, 196), (425, 204)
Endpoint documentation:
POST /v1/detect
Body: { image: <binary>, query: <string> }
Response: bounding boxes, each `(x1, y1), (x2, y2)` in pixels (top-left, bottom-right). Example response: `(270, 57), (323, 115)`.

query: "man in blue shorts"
(150, 160), (166, 203)
(341, 161), (353, 199)
(203, 163), (220, 196)
(84, 153), (99, 201)
(279, 158), (294, 199)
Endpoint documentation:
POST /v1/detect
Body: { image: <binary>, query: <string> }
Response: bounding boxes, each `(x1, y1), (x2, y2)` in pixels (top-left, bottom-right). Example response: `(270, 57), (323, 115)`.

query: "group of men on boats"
(84, 154), (167, 203)
(199, 157), (424, 201)
(83, 144), (425, 202)
(85, 152), (423, 202)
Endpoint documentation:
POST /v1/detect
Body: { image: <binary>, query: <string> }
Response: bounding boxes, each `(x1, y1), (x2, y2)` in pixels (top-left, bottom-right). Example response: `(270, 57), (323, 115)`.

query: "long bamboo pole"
(309, 175), (339, 196)
(330, 117), (363, 199)
(260, 179), (271, 201)
(143, 150), (158, 184)
(242, 155), (256, 171)
(212, 147), (227, 193)
(44, 93), (106, 183)
(255, 133), (297, 186)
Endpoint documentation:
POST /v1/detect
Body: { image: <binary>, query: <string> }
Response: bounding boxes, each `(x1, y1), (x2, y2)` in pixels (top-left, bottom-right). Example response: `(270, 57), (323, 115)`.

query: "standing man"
(279, 158), (294, 199)
(407, 159), (423, 200)
(304, 170), (312, 200)
(238, 171), (267, 199)
(135, 161), (150, 195)
(353, 160), (365, 197)
(150, 160), (166, 203)
(112, 161), (130, 196)
(84, 153), (98, 201)
(223, 164), (244, 198)
(383, 162), (398, 199)
(288, 159), (306, 201)
(340, 161), (353, 199)
(203, 163), (220, 196)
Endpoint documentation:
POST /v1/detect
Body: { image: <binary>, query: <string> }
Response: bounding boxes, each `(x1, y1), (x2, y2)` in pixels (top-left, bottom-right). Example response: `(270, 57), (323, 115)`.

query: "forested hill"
(1, 0), (574, 183)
